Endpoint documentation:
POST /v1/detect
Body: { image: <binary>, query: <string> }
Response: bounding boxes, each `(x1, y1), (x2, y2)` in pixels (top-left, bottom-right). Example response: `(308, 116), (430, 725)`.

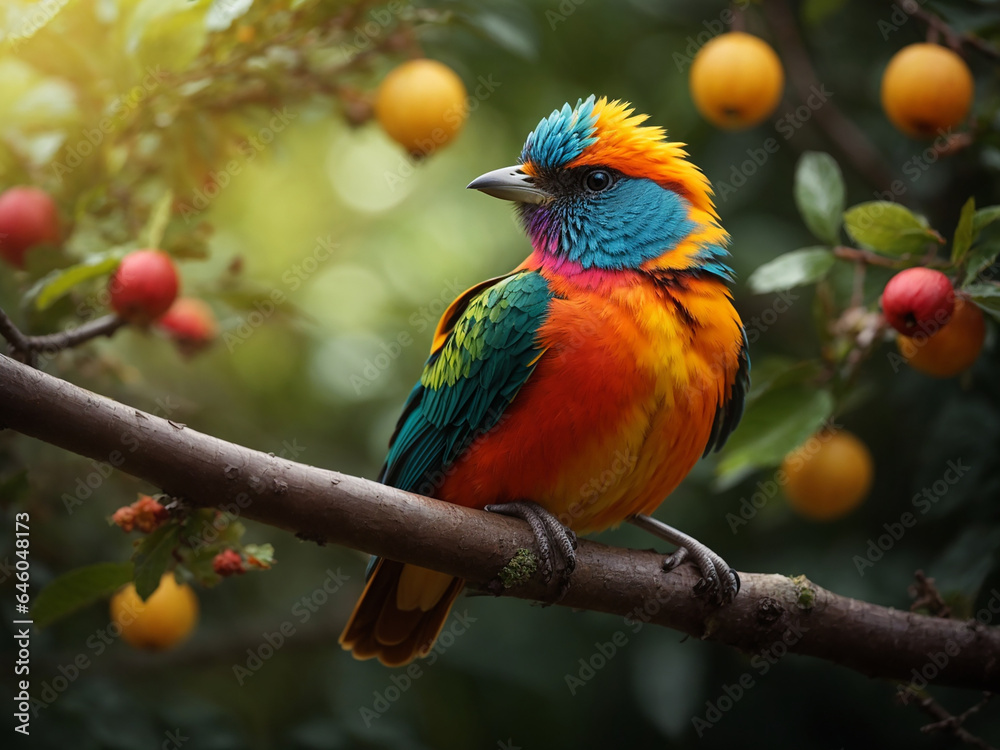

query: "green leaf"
(243, 543), (276, 568)
(843, 202), (941, 256)
(951, 197), (976, 264)
(972, 205), (1000, 240)
(965, 283), (1000, 322)
(24, 250), (125, 312)
(32, 562), (134, 628)
(963, 241), (1000, 286)
(717, 385), (835, 481)
(744, 358), (824, 406)
(132, 522), (181, 600)
(128, 0), (210, 73)
(747, 247), (835, 294)
(794, 152), (845, 245)
(141, 190), (174, 250)
(465, 8), (539, 61)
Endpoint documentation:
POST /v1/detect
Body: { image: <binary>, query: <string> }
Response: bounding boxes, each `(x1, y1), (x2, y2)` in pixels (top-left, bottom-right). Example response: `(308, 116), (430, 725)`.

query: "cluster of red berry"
(0, 187), (217, 354)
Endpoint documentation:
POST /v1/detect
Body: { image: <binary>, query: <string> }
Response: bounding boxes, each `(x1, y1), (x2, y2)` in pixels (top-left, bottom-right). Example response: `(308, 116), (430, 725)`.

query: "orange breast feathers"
(435, 273), (745, 535)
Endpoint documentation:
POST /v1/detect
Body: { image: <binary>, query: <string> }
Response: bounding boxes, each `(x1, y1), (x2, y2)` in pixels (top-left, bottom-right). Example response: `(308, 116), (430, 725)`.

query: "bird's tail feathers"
(339, 558), (463, 666)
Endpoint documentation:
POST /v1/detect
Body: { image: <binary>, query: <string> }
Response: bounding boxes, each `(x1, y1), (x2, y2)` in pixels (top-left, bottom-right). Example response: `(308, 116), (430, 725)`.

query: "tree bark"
(1, 352), (998, 690)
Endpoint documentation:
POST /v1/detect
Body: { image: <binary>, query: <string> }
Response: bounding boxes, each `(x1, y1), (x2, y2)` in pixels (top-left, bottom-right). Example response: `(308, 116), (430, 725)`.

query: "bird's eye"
(583, 168), (615, 193)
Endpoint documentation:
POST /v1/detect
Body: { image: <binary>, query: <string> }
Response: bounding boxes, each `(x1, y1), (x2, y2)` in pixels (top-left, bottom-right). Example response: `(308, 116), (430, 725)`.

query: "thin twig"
(23, 314), (127, 352)
(0, 307), (33, 355)
(913, 691), (997, 750)
(909, 570), (952, 618)
(0, 309), (126, 368)
(905, 3), (1000, 61)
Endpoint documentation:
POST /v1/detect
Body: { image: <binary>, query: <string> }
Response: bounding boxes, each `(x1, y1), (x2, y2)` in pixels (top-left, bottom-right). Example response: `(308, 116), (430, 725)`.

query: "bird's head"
(468, 96), (731, 280)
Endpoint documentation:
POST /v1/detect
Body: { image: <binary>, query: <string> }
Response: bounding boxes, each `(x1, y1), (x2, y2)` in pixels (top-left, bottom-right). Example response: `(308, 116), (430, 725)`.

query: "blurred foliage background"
(1, 0), (1000, 747)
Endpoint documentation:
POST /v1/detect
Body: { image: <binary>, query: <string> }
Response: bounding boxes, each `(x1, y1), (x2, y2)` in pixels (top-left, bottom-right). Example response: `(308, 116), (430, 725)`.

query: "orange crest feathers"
(567, 97), (717, 219)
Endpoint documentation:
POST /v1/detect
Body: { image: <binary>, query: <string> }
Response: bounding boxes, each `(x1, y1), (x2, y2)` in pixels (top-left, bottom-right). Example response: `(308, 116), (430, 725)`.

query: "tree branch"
(1, 352), (999, 689)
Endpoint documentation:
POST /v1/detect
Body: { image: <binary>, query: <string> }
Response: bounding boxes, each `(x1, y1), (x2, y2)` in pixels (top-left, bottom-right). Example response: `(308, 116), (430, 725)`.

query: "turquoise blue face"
(518, 96), (730, 277)
(519, 174), (697, 271)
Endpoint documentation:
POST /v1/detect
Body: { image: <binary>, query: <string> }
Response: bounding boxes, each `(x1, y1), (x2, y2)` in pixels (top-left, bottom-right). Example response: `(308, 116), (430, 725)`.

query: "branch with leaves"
(1, 351), (999, 690)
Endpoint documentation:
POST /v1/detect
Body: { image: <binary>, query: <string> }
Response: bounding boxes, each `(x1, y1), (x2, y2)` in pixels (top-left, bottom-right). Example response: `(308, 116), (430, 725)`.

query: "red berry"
(213, 549), (245, 577)
(109, 250), (179, 322)
(156, 298), (218, 355)
(881, 267), (955, 337)
(0, 187), (60, 268)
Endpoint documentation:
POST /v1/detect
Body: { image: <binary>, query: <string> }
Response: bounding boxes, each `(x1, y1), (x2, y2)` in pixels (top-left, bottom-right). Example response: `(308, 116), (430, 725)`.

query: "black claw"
(630, 514), (740, 608)
(486, 501), (577, 601)
(662, 546), (689, 572)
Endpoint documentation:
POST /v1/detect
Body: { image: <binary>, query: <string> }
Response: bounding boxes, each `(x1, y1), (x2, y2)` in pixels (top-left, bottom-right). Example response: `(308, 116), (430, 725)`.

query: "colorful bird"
(340, 96), (749, 666)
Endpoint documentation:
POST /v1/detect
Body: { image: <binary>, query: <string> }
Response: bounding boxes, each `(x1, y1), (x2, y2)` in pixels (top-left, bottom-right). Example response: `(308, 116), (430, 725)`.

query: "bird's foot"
(485, 500), (577, 602)
(629, 514), (740, 606)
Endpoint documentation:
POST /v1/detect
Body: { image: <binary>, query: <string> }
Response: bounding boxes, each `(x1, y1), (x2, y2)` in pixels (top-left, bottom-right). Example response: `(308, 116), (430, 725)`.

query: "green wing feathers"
(379, 270), (555, 491)
(341, 270), (554, 666)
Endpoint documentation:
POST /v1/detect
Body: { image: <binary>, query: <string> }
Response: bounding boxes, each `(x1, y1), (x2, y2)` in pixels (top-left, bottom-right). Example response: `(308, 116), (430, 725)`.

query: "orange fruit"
(375, 59), (468, 155)
(898, 295), (985, 377)
(689, 32), (784, 130)
(110, 573), (199, 650)
(781, 430), (874, 521)
(881, 43), (973, 138)
(235, 24), (255, 44)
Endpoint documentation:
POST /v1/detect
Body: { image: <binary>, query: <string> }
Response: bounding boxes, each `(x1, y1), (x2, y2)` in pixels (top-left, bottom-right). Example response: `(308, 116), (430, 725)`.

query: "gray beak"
(466, 166), (551, 204)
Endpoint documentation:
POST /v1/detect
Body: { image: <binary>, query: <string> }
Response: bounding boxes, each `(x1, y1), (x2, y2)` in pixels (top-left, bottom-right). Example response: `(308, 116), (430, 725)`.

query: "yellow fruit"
(881, 43), (974, 138)
(235, 24), (255, 44)
(898, 296), (985, 377)
(375, 59), (468, 155)
(782, 430), (874, 521)
(110, 573), (199, 650)
(689, 32), (785, 130)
